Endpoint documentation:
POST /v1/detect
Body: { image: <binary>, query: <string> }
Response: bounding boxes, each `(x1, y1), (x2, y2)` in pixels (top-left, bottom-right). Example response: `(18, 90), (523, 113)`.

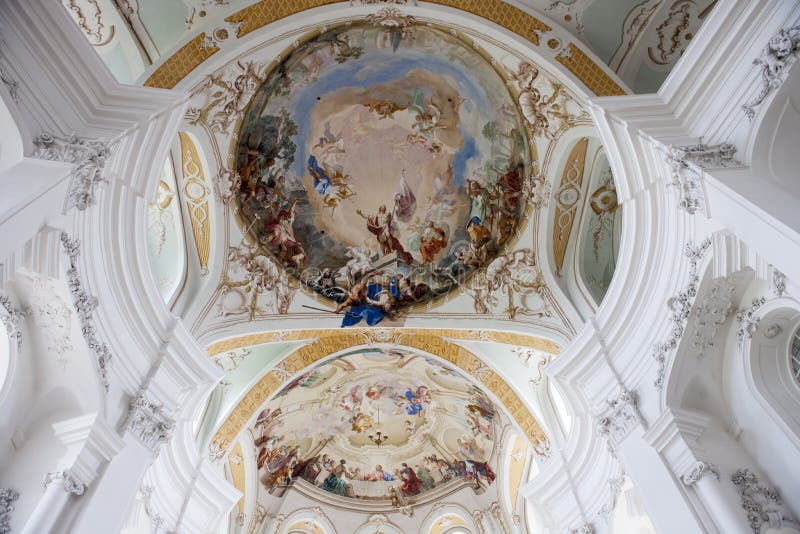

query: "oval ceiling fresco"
(249, 348), (499, 501)
(235, 21), (531, 317)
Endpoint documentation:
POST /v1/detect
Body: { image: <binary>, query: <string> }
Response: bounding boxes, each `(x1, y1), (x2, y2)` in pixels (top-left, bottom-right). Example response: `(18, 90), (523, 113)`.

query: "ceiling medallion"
(234, 20), (531, 326)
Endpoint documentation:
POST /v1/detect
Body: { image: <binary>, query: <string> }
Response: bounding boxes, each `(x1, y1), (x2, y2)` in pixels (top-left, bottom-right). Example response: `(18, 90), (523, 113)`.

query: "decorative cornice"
(736, 297), (767, 347)
(681, 461), (719, 486)
(0, 293), (24, 349)
(664, 141), (738, 215)
(43, 470), (85, 496)
(126, 390), (175, 453)
(742, 26), (800, 120)
(652, 238), (711, 389)
(0, 488), (19, 534)
(730, 468), (791, 533)
(597, 389), (646, 447)
(33, 133), (112, 211)
(60, 233), (112, 391)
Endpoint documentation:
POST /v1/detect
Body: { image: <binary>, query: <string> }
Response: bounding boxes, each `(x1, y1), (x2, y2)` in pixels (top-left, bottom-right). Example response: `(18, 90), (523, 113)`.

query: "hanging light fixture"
(368, 430), (389, 446)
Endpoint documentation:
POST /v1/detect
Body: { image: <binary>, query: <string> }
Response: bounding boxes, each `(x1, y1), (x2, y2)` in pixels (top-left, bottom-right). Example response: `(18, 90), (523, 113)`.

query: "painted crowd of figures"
(257, 450), (496, 500)
(234, 23), (530, 325)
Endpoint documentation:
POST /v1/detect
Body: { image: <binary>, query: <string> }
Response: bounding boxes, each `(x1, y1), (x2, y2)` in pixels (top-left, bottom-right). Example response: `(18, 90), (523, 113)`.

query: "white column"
(642, 407), (781, 534)
(597, 398), (706, 534)
(67, 434), (156, 534)
(19, 472), (82, 534)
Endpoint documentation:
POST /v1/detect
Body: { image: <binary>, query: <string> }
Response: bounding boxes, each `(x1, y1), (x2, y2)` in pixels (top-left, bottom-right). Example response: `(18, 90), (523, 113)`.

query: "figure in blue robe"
(307, 155), (332, 195)
(403, 389), (424, 415)
(340, 283), (400, 327)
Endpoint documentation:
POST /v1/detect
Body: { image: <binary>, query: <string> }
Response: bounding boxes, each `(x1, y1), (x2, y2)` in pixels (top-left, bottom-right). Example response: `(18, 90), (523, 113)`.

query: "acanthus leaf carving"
(691, 276), (736, 357)
(664, 140), (738, 215)
(214, 167), (240, 206)
(742, 26), (800, 120)
(736, 296), (767, 347)
(190, 61), (263, 134)
(770, 266), (786, 297)
(597, 472), (626, 522)
(64, 0), (115, 46)
(509, 61), (585, 140)
(61, 233), (112, 390)
(652, 238), (711, 389)
(19, 270), (73, 366)
(217, 240), (298, 318)
(570, 522), (595, 534)
(0, 488), (19, 534)
(681, 461), (720, 486)
(0, 293), (24, 349)
(139, 485), (165, 532)
(34, 133), (112, 210)
(597, 389), (645, 447)
(731, 468), (793, 533)
(43, 470), (85, 496)
(126, 390), (175, 453)
(466, 249), (551, 320)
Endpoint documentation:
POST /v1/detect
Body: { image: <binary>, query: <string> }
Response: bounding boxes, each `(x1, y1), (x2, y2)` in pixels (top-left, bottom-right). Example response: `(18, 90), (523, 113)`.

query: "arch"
(279, 507), (335, 534)
(353, 514), (404, 534)
(741, 298), (800, 452)
(420, 503), (478, 534)
(207, 329), (553, 454)
(146, 152), (188, 308)
(142, 2), (625, 98)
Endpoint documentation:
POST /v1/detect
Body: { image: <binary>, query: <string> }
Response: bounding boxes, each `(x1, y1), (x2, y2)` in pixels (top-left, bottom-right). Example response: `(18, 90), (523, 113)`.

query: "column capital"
(43, 470), (85, 496)
(126, 389), (175, 453)
(681, 461), (721, 486)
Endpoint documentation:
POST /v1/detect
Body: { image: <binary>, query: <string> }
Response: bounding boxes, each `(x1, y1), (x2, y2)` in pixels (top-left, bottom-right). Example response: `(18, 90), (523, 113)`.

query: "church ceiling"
(66, 0), (714, 93)
(234, 22), (530, 316)
(245, 348), (500, 500)
(121, 0), (643, 352)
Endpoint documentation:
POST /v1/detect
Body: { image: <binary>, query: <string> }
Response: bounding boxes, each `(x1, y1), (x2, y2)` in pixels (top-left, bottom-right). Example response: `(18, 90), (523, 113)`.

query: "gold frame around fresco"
(144, 0), (625, 98)
(209, 328), (559, 454)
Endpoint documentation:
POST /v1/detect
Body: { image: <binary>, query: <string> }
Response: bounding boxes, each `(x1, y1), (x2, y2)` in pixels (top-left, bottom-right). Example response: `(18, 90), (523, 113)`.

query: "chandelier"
(368, 430), (389, 446)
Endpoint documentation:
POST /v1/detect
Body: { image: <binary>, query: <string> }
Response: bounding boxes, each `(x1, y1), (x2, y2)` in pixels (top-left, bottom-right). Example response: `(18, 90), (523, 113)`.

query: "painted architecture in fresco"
(234, 22), (530, 326)
(248, 349), (498, 500)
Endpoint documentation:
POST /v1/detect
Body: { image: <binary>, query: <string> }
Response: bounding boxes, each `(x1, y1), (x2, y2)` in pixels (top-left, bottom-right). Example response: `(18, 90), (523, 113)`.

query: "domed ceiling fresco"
(234, 21), (530, 324)
(248, 348), (499, 500)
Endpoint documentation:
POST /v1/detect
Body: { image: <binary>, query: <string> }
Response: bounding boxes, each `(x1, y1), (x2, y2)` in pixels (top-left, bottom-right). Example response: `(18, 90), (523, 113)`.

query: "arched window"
(790, 326), (800, 387)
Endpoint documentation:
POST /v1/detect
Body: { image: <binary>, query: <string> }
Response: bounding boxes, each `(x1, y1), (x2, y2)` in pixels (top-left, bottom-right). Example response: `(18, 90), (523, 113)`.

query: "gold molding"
(143, 1), (625, 97)
(144, 34), (217, 89)
(556, 43), (626, 96)
(207, 328), (561, 356)
(553, 137), (588, 274)
(209, 329), (555, 452)
(229, 441), (246, 513)
(178, 131), (211, 272)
